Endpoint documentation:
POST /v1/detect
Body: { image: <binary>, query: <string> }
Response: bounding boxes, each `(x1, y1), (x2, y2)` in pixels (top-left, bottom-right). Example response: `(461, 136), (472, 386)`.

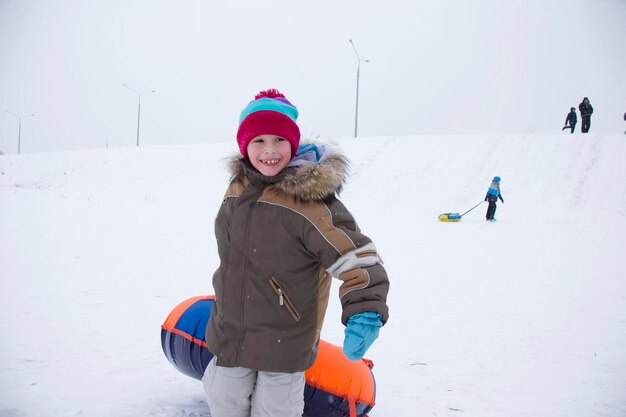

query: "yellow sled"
(438, 213), (462, 222)
(438, 201), (485, 222)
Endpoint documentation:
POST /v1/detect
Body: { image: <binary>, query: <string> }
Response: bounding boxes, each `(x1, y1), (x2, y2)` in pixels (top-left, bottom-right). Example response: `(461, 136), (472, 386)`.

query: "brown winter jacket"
(205, 145), (389, 373)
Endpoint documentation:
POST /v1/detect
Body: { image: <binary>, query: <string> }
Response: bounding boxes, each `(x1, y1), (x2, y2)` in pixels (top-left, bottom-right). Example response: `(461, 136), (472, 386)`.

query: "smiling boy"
(246, 135), (291, 176)
(202, 89), (390, 417)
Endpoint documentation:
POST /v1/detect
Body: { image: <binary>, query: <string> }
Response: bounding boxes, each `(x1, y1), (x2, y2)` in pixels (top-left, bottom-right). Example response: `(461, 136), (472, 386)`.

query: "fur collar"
(228, 143), (350, 201)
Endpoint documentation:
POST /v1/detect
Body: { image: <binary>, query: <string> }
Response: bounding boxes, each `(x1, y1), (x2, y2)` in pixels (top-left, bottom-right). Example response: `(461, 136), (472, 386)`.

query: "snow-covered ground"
(1, 134), (625, 417)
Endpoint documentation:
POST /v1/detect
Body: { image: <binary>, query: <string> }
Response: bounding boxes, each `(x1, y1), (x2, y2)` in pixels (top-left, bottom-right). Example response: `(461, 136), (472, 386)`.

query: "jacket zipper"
(269, 277), (302, 322)
(236, 200), (256, 363)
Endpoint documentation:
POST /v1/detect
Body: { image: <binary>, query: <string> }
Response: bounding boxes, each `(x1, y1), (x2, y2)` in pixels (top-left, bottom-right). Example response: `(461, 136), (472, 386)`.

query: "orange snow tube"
(161, 295), (376, 417)
(304, 339), (376, 417)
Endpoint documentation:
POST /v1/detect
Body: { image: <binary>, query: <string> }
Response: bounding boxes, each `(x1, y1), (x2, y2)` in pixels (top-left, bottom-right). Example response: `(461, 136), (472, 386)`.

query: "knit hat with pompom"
(236, 89), (300, 157)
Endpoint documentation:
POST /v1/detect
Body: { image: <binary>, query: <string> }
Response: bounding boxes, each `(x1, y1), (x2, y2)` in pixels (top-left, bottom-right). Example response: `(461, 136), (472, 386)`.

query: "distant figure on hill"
(484, 176), (504, 222)
(562, 107), (577, 134)
(578, 97), (593, 133)
(623, 111), (626, 134)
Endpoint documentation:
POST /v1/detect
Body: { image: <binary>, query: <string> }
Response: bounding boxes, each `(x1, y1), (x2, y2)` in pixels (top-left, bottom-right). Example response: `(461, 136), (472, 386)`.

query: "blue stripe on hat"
(239, 97), (299, 123)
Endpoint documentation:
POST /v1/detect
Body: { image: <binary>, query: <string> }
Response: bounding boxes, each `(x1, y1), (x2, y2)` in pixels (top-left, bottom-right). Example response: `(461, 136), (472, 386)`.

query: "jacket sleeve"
(301, 196), (389, 325)
(498, 193), (504, 203)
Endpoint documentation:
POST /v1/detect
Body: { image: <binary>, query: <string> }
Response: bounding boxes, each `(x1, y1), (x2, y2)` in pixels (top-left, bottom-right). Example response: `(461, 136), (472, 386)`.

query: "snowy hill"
(1, 134), (625, 417)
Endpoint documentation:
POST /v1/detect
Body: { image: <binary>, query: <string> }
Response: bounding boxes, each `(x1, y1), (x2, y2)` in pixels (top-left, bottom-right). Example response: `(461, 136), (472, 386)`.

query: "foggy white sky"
(1, 0), (625, 154)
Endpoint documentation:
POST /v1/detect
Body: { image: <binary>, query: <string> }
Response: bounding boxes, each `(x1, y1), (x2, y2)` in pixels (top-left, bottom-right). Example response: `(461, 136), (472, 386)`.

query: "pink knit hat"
(236, 89), (301, 157)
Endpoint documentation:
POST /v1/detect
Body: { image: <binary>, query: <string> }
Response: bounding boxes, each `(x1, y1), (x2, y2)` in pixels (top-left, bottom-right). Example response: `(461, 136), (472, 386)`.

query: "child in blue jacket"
(485, 176), (504, 221)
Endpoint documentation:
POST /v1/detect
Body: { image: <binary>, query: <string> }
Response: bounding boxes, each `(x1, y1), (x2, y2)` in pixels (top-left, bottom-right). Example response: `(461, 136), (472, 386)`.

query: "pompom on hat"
(236, 89), (301, 157)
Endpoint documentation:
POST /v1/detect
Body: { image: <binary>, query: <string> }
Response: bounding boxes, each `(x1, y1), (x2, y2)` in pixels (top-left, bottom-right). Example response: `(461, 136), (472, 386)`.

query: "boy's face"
(246, 134), (292, 176)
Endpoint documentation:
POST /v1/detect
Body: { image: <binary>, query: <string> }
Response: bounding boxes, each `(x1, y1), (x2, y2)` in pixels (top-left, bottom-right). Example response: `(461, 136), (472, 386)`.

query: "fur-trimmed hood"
(227, 142), (350, 201)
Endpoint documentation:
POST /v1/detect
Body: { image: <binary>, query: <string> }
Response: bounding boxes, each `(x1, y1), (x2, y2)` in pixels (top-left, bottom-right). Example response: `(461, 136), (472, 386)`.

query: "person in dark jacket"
(579, 97), (593, 133)
(562, 107), (577, 133)
(202, 89), (390, 417)
(485, 176), (504, 221)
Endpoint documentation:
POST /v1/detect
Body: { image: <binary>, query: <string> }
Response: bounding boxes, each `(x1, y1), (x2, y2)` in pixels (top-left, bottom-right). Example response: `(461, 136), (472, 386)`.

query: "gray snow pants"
(202, 356), (305, 417)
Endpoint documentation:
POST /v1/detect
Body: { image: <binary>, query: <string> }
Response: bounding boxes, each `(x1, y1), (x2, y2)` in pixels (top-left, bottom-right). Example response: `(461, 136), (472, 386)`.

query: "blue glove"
(343, 312), (382, 361)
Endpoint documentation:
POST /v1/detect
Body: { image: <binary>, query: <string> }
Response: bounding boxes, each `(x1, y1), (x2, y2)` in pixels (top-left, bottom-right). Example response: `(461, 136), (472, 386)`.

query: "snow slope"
(1, 133), (625, 417)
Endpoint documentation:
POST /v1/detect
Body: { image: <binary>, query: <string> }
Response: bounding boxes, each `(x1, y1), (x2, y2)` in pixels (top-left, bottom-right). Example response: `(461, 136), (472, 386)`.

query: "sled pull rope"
(461, 200), (485, 217)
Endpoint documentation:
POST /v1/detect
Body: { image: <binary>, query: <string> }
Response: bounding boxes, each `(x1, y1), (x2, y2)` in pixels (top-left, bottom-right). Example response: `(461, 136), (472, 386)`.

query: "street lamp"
(123, 83), (156, 147)
(5, 110), (35, 154)
(349, 39), (369, 138)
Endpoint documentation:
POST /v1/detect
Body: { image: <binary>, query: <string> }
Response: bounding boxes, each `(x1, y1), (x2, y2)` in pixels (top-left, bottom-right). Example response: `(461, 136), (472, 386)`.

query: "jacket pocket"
(269, 277), (302, 322)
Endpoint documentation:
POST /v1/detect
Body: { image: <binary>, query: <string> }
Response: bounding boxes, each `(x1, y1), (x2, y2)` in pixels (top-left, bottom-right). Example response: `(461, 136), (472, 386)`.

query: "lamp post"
(5, 110), (35, 154)
(349, 39), (369, 138)
(123, 84), (156, 147)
